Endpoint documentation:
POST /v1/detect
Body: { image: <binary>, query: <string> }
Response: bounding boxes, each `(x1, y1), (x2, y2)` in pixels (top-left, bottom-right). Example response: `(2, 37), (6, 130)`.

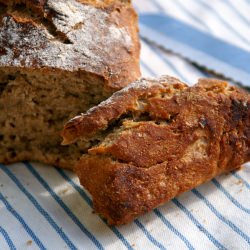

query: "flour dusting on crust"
(0, 0), (133, 74)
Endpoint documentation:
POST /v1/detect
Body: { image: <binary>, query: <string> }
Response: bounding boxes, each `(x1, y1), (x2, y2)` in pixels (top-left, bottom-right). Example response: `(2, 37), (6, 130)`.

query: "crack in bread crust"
(62, 76), (186, 144)
(63, 76), (250, 224)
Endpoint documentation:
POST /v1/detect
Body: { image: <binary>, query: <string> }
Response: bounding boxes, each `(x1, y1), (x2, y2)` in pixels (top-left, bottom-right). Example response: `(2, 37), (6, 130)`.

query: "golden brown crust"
(62, 76), (185, 144)
(0, 0), (140, 90)
(63, 76), (250, 225)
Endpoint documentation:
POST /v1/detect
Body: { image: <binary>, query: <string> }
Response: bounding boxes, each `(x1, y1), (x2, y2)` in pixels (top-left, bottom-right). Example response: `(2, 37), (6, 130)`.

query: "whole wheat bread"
(62, 76), (250, 224)
(0, 0), (140, 169)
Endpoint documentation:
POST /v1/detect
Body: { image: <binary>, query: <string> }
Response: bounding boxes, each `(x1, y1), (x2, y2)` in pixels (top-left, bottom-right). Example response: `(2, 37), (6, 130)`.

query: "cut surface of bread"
(0, 0), (140, 168)
(62, 76), (250, 224)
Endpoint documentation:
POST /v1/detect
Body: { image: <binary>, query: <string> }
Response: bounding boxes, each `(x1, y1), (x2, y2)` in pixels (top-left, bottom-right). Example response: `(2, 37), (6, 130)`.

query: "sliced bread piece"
(62, 76), (250, 224)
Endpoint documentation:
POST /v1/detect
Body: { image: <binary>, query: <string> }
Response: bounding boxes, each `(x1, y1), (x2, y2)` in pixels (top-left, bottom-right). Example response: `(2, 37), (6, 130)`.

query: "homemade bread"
(62, 76), (250, 224)
(0, 0), (140, 169)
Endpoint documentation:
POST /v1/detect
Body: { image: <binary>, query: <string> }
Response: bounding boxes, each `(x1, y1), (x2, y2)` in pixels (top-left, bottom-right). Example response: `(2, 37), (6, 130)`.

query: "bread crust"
(0, 0), (140, 90)
(63, 76), (250, 224)
(0, 0), (140, 168)
(62, 76), (184, 144)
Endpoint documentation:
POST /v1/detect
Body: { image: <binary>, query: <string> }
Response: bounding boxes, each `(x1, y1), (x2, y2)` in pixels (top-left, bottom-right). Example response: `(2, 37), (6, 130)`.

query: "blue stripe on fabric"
(197, 0), (250, 45)
(147, 42), (190, 83)
(0, 192), (46, 250)
(232, 172), (250, 190)
(154, 209), (195, 250)
(172, 199), (226, 250)
(174, 0), (212, 32)
(143, 37), (211, 80)
(55, 168), (93, 206)
(139, 14), (250, 73)
(141, 61), (158, 77)
(192, 189), (250, 245)
(152, 0), (212, 32)
(55, 168), (133, 250)
(0, 164), (77, 250)
(134, 219), (167, 250)
(212, 179), (250, 214)
(0, 226), (16, 250)
(24, 162), (104, 250)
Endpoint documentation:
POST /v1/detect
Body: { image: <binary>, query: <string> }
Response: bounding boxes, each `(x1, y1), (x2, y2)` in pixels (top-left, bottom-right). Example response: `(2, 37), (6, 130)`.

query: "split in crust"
(62, 76), (250, 225)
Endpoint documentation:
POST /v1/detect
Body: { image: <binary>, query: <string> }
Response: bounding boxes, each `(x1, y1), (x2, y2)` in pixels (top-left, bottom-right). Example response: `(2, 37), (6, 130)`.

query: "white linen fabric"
(135, 0), (250, 86)
(0, 1), (249, 249)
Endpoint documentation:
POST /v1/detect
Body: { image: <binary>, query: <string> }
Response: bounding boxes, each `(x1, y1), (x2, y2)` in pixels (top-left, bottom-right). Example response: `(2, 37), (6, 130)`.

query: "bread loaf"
(62, 76), (250, 224)
(0, 0), (140, 168)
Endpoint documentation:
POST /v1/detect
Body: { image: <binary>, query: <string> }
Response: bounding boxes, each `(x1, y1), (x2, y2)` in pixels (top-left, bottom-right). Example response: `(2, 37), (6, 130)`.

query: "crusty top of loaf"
(61, 76), (250, 146)
(0, 0), (140, 89)
(61, 76), (188, 144)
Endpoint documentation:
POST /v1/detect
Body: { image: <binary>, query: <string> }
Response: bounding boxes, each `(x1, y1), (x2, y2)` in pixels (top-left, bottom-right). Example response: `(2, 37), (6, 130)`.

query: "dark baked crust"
(62, 76), (250, 224)
(0, 0), (140, 90)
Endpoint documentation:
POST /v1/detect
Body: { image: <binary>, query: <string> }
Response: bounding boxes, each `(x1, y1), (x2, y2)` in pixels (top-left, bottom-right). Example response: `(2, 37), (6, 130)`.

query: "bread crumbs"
(26, 240), (32, 246)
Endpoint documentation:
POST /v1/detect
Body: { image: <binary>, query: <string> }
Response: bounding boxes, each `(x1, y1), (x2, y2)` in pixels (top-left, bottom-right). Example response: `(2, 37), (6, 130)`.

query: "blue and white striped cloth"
(1, 1), (250, 249)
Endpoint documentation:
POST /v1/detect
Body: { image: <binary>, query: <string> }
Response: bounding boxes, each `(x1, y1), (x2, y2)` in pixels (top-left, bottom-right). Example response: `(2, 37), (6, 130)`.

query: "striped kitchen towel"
(134, 0), (250, 87)
(0, 1), (250, 249)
